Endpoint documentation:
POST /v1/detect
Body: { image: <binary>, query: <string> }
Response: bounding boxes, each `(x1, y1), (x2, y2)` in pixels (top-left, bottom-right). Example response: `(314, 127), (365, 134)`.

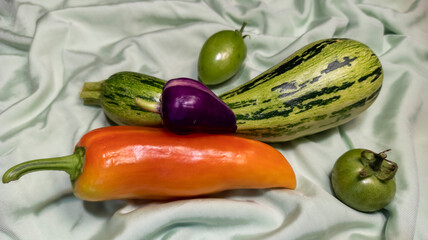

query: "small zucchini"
(80, 71), (164, 126)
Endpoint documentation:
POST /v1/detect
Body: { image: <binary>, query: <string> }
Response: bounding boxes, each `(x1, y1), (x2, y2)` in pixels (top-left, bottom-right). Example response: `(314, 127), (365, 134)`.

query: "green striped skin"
(219, 38), (383, 142)
(80, 38), (383, 142)
(100, 72), (164, 126)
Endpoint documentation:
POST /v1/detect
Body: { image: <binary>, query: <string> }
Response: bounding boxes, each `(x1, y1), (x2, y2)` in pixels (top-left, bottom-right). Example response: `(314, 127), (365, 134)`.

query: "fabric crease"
(1, 0), (427, 239)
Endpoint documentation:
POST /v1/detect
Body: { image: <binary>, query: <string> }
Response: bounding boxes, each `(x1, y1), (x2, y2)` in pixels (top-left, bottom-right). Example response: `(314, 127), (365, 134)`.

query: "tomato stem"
(359, 168), (372, 178)
(378, 158), (398, 181)
(378, 149), (391, 159)
(237, 22), (250, 39)
(359, 149), (398, 181)
(239, 22), (247, 34)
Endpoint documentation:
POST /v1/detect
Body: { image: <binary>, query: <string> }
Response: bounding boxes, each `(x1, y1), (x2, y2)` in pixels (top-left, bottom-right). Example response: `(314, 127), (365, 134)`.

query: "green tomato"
(198, 22), (248, 85)
(331, 149), (398, 212)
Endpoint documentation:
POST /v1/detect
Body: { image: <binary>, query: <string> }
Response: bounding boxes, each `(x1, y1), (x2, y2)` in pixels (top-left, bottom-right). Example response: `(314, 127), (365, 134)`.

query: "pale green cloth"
(1, 0), (427, 239)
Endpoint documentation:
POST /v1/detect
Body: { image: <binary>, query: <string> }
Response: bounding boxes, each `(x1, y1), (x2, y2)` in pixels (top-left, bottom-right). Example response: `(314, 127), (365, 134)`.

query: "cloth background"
(0, 0), (427, 239)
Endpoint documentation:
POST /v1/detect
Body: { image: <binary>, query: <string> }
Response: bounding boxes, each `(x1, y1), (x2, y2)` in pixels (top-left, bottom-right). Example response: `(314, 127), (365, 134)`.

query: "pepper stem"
(80, 81), (104, 105)
(135, 97), (161, 114)
(2, 147), (85, 184)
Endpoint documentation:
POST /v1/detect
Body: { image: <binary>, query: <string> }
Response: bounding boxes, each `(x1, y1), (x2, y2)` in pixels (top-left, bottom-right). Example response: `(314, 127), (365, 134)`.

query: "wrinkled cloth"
(1, 0), (427, 239)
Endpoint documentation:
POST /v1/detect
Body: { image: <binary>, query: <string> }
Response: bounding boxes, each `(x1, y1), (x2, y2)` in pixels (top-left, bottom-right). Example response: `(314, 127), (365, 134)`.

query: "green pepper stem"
(80, 81), (104, 105)
(135, 97), (161, 114)
(2, 147), (85, 184)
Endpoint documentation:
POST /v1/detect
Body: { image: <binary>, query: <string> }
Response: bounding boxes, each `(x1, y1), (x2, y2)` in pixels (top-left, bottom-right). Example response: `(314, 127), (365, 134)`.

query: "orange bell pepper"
(2, 126), (296, 201)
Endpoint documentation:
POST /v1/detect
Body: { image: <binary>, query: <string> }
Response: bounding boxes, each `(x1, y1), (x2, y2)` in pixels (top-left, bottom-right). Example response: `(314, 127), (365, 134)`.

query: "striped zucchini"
(219, 38), (383, 142)
(80, 38), (383, 142)
(80, 71), (164, 126)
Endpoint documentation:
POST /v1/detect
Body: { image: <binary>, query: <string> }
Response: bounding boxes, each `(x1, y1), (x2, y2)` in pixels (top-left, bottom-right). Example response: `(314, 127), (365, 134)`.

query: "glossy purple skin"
(161, 78), (237, 135)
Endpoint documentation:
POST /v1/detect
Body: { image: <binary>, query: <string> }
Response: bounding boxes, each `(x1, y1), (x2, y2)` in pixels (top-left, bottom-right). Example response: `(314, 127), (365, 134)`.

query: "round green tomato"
(331, 149), (398, 212)
(198, 23), (248, 85)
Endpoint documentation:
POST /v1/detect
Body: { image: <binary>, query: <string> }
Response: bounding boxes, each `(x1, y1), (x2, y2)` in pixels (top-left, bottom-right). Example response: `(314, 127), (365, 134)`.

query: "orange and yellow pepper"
(2, 126), (296, 201)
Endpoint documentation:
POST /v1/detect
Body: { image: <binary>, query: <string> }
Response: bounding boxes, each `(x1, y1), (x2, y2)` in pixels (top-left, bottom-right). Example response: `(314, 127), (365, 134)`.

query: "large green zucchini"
(220, 38), (383, 141)
(80, 38), (383, 142)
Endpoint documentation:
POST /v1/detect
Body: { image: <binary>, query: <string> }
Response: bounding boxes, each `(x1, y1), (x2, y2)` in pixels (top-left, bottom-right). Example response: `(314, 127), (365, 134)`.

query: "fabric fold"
(1, 0), (427, 239)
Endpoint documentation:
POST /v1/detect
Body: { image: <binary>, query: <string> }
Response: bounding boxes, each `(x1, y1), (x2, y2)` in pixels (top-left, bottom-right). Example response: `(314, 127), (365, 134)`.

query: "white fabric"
(1, 0), (427, 239)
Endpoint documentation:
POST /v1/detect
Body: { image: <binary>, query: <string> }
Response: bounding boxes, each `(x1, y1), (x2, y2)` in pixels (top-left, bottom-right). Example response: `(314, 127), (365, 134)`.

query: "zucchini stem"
(80, 81), (103, 105)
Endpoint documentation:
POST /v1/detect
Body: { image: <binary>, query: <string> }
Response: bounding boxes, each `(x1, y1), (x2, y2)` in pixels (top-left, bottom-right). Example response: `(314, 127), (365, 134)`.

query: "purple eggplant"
(136, 78), (237, 135)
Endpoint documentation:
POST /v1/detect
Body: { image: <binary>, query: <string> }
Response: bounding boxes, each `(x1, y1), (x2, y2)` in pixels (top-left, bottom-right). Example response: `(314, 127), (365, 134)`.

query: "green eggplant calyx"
(80, 81), (104, 105)
(359, 149), (398, 181)
(2, 147), (86, 184)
